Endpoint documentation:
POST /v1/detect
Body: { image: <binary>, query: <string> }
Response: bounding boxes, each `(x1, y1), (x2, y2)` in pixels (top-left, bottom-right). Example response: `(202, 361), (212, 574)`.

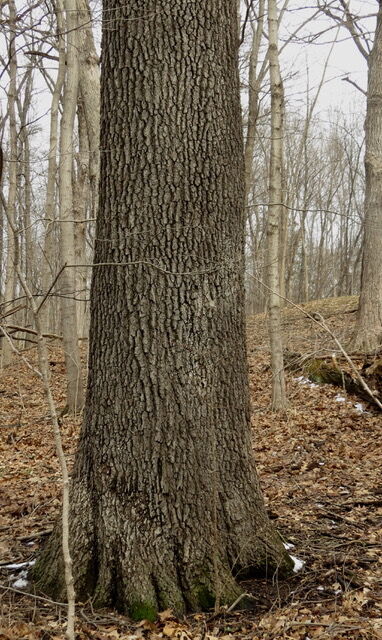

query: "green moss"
(194, 584), (216, 610)
(281, 550), (295, 575)
(303, 359), (326, 383)
(129, 601), (157, 622)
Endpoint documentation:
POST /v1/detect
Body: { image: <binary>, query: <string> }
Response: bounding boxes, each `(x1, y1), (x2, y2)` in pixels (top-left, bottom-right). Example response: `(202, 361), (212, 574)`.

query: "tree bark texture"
(32, 0), (292, 618)
(352, 4), (382, 352)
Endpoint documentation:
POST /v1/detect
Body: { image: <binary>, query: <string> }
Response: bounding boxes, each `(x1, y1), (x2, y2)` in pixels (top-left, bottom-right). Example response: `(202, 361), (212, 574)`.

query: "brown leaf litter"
(0, 296), (381, 639)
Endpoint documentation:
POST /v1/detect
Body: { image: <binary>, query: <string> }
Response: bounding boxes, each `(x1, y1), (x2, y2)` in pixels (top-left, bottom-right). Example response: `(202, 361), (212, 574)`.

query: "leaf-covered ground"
(1, 296), (381, 639)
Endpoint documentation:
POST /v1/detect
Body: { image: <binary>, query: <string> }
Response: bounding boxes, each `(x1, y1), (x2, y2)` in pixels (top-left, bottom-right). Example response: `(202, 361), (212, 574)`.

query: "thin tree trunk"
(2, 0), (18, 367)
(352, 5), (382, 351)
(16, 68), (33, 346)
(266, 0), (287, 410)
(73, 98), (90, 339)
(244, 0), (265, 206)
(40, 1), (66, 334)
(58, 0), (84, 412)
(77, 0), (100, 222)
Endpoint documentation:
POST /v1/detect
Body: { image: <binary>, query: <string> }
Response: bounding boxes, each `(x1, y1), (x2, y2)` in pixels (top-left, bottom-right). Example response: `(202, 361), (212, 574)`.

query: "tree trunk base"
(31, 479), (294, 619)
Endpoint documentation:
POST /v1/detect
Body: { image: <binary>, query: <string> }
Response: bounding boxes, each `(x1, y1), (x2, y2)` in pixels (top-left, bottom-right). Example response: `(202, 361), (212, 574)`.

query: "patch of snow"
(10, 568), (29, 589)
(354, 402), (364, 413)
(13, 577), (28, 589)
(290, 554), (305, 573)
(317, 586), (324, 591)
(293, 376), (319, 389)
(335, 395), (346, 402)
(3, 560), (35, 570)
(283, 542), (295, 550)
(294, 376), (308, 384)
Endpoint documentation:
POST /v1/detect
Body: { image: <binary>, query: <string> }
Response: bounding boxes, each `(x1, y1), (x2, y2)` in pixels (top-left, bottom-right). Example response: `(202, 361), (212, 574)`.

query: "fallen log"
(284, 350), (381, 409)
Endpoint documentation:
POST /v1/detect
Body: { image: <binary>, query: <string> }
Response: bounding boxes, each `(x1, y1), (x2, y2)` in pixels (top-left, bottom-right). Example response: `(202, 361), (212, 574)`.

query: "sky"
(275, 1), (374, 119)
(0, 1), (375, 159)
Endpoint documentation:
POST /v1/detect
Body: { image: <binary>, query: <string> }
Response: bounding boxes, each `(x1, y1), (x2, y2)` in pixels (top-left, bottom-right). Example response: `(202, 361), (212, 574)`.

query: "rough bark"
(73, 97), (90, 339)
(32, 0), (292, 618)
(352, 5), (382, 352)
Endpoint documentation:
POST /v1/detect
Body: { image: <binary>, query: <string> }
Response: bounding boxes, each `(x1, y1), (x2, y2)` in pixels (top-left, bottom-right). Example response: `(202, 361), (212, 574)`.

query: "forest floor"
(0, 295), (381, 640)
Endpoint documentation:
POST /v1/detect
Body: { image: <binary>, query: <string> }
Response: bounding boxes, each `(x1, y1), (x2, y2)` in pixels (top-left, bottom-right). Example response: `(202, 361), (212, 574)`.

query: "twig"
(342, 76), (367, 96)
(2, 193), (76, 638)
(287, 621), (361, 630)
(0, 583), (68, 607)
(227, 592), (256, 613)
(0, 324), (42, 378)
(1, 323), (62, 340)
(36, 264), (66, 315)
(18, 529), (53, 541)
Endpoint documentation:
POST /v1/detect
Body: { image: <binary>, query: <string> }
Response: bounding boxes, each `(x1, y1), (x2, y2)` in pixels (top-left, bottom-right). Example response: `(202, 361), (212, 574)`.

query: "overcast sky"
(275, 0), (374, 119)
(0, 0), (375, 156)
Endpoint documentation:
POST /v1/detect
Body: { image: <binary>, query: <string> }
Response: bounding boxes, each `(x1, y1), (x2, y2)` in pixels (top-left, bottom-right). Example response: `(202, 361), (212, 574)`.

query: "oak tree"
(32, 0), (291, 618)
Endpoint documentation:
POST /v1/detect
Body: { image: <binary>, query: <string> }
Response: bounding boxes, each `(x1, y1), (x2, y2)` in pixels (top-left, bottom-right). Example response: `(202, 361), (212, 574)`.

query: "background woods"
(0, 1), (381, 640)
(0, 1), (376, 377)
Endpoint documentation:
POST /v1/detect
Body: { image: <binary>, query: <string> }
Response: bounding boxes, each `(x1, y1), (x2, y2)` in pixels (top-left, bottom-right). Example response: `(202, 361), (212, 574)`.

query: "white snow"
(335, 395), (346, 402)
(13, 577), (28, 589)
(317, 586), (324, 591)
(3, 560), (35, 570)
(293, 376), (320, 389)
(9, 568), (29, 589)
(294, 376), (308, 383)
(283, 542), (295, 550)
(354, 402), (365, 413)
(2, 561), (35, 590)
(290, 554), (305, 573)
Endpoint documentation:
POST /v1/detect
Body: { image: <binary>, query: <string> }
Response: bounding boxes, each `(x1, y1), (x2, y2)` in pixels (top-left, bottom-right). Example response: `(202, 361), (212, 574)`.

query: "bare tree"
(317, 1), (382, 350)
(266, 0), (287, 409)
(32, 0), (292, 615)
(58, 0), (85, 412)
(352, 2), (382, 350)
(1, 0), (18, 367)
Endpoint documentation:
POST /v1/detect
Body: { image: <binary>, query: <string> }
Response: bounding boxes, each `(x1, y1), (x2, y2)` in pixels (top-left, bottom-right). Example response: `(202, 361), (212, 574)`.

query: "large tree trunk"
(352, 5), (382, 352)
(32, 0), (292, 618)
